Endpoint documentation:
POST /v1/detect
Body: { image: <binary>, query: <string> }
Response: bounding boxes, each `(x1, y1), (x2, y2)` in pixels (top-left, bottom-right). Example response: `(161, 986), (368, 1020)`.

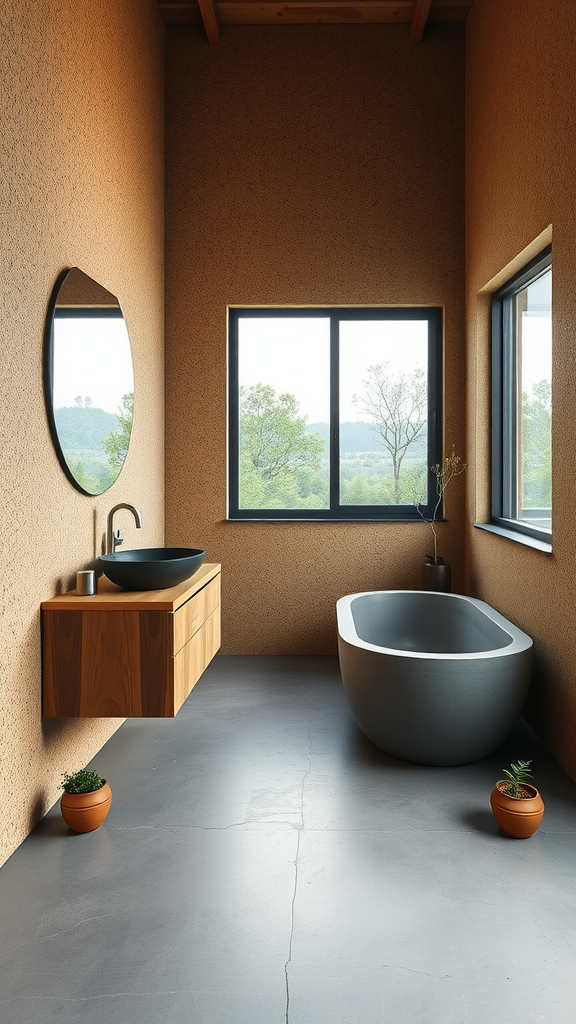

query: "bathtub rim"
(336, 590), (533, 661)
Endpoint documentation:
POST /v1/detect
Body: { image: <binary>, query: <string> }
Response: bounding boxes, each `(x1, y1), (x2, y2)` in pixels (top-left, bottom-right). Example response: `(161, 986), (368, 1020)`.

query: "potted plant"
(417, 445), (466, 592)
(490, 759), (545, 838)
(60, 769), (112, 833)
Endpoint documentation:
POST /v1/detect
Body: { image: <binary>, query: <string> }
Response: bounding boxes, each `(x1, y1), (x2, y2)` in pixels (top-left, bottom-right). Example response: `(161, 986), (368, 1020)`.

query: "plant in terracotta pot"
(490, 759), (545, 839)
(60, 769), (112, 833)
(416, 445), (466, 592)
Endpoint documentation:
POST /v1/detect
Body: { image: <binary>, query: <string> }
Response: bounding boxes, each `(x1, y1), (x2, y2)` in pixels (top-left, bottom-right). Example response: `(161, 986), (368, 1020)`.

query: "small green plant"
(60, 769), (104, 794)
(500, 759), (533, 798)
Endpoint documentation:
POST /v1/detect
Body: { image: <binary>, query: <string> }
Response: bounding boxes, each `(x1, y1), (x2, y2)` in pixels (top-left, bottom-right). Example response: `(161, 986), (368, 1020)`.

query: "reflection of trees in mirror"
(522, 379), (551, 510)
(65, 457), (111, 495)
(353, 363), (428, 504)
(102, 392), (134, 475)
(54, 391), (133, 495)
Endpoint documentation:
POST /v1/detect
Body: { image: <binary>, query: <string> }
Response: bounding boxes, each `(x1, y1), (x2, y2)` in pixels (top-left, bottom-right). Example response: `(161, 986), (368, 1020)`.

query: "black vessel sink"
(99, 547), (205, 591)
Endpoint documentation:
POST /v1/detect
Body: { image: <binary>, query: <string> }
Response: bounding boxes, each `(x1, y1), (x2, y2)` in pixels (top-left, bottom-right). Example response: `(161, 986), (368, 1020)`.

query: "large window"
(228, 307), (442, 520)
(491, 246), (552, 544)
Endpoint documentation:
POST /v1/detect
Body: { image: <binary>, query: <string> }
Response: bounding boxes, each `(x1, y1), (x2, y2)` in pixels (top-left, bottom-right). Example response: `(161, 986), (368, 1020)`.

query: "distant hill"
(306, 421), (427, 457)
(54, 406), (119, 452)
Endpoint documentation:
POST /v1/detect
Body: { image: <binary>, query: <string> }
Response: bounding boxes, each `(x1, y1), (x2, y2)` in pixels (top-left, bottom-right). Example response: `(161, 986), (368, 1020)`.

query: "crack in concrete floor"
(284, 697), (314, 1024)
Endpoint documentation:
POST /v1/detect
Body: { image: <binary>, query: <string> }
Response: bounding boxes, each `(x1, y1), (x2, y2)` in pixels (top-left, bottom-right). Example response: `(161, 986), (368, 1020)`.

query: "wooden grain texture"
(198, 0), (220, 40)
(173, 575), (221, 654)
(139, 612), (176, 716)
(42, 568), (222, 718)
(173, 608), (222, 714)
(410, 0), (432, 41)
(79, 611), (145, 716)
(42, 611), (83, 717)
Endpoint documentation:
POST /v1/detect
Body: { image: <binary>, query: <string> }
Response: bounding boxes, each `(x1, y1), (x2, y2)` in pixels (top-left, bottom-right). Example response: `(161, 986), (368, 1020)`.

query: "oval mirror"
(44, 268), (134, 495)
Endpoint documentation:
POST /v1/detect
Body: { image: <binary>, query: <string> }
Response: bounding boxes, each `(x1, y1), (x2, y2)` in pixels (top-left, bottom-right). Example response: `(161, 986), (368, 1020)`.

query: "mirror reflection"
(44, 268), (134, 495)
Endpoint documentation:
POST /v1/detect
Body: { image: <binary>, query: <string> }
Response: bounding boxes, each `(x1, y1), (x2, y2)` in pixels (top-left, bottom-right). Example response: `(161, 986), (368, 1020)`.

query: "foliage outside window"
(228, 307), (442, 521)
(491, 247), (552, 544)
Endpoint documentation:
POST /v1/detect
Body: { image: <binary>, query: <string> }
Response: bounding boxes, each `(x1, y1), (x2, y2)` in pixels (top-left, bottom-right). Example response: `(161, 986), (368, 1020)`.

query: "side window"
(228, 306), (442, 521)
(491, 247), (552, 544)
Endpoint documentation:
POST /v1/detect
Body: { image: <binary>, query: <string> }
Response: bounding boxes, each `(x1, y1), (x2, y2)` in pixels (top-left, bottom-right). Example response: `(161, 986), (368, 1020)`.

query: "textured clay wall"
(165, 24), (466, 653)
(465, 1), (576, 776)
(0, 0), (164, 864)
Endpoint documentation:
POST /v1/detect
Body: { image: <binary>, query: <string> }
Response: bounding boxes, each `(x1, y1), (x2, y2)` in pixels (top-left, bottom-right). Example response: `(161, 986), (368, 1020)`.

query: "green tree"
(102, 392), (134, 475)
(353, 365), (427, 503)
(239, 384), (324, 507)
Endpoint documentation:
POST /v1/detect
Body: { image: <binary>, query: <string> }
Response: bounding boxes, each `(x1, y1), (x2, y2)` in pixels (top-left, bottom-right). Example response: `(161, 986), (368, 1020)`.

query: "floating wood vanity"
(42, 563), (221, 717)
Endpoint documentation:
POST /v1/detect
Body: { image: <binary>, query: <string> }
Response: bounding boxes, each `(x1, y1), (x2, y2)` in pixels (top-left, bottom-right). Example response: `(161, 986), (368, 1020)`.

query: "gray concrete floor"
(1, 656), (576, 1023)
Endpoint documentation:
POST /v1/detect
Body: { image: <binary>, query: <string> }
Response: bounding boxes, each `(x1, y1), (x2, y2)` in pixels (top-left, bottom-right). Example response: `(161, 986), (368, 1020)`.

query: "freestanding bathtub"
(337, 590), (533, 766)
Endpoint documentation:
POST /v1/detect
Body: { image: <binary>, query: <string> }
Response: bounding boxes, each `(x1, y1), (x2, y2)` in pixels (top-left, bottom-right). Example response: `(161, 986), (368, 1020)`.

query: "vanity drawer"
(173, 607), (221, 714)
(173, 574), (221, 655)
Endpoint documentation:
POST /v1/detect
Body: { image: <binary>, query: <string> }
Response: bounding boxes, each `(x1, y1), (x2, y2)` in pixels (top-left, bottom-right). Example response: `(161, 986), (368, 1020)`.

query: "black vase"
(422, 560), (451, 593)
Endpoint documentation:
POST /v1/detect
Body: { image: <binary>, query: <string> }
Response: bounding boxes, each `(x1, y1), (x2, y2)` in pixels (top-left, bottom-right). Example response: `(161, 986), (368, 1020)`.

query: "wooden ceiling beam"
(198, 0), (220, 39)
(220, 2), (412, 24)
(410, 0), (432, 41)
(159, 0), (472, 27)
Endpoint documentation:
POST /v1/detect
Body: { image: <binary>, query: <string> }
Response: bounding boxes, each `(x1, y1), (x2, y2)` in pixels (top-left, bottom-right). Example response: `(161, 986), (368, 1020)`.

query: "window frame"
(491, 245), (552, 545)
(228, 305), (443, 522)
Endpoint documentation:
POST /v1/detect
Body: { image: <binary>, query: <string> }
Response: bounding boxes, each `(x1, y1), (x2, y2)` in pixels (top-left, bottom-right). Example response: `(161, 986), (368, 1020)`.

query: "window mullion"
(329, 315), (340, 513)
(502, 295), (517, 519)
(228, 312), (240, 518)
(427, 309), (442, 514)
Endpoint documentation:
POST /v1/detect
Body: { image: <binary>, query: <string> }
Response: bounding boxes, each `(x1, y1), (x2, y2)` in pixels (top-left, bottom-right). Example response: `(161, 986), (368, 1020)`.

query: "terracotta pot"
(60, 781), (112, 833)
(422, 560), (451, 593)
(490, 781), (544, 838)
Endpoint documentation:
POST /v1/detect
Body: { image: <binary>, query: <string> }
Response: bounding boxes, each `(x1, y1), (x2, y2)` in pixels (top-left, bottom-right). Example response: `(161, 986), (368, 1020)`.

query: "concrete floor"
(1, 656), (576, 1024)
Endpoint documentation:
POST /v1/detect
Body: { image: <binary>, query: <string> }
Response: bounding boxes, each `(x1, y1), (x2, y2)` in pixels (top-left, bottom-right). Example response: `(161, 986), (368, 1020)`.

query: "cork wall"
(165, 24), (466, 653)
(0, 0), (164, 864)
(465, 1), (576, 776)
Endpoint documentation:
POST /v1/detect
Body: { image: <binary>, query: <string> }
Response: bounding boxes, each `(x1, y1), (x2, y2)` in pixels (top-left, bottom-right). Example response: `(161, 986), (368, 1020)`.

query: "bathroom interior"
(2, 1), (576, 1021)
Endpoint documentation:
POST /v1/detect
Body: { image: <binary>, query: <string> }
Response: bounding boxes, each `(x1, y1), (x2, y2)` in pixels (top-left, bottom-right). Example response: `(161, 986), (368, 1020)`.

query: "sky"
(53, 318), (133, 413)
(520, 267), (552, 393)
(521, 316), (552, 393)
(238, 316), (428, 422)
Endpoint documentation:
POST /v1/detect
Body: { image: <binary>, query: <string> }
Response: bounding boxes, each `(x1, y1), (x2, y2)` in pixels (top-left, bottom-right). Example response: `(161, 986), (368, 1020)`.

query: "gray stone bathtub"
(337, 590), (533, 766)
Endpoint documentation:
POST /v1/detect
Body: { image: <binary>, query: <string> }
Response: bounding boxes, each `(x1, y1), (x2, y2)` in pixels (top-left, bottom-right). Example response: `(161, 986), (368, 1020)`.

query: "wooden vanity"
(42, 563), (221, 717)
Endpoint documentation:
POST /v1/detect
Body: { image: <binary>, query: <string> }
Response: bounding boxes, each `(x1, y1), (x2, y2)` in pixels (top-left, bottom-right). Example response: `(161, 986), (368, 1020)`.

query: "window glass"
(237, 317), (330, 510)
(339, 320), (429, 506)
(517, 269), (552, 529)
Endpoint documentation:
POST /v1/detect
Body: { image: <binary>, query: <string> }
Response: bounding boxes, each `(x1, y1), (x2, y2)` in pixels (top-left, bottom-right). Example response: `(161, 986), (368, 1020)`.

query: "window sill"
(226, 515), (448, 523)
(473, 522), (552, 555)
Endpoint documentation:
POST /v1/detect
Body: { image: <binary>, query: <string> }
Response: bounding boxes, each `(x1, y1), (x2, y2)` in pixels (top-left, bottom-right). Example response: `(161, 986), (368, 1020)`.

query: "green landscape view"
(238, 382), (428, 509)
(55, 392), (134, 495)
(238, 380), (551, 512)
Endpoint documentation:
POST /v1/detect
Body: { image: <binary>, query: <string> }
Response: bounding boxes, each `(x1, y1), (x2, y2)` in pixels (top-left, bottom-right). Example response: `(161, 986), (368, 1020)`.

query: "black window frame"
(491, 245), (552, 545)
(228, 305), (443, 521)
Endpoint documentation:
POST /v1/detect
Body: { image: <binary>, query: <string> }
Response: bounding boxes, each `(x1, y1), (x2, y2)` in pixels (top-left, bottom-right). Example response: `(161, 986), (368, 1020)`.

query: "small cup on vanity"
(76, 570), (97, 596)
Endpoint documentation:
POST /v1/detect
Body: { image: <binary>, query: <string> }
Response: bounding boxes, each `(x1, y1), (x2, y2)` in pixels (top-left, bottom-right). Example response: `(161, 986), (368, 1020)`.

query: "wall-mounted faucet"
(106, 503), (143, 554)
